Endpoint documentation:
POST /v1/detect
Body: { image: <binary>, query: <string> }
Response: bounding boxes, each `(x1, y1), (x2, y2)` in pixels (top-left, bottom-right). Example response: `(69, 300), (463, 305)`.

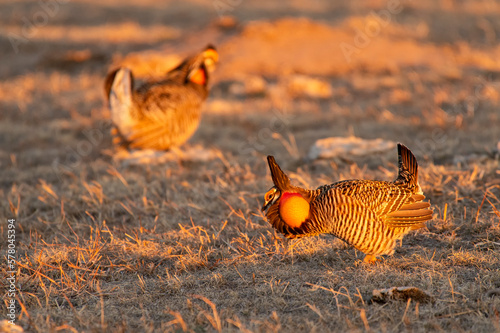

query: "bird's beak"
(262, 200), (272, 212)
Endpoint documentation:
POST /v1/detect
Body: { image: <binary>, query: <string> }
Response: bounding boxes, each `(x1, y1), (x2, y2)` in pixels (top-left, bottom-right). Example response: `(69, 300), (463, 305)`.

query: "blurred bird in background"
(104, 45), (218, 151)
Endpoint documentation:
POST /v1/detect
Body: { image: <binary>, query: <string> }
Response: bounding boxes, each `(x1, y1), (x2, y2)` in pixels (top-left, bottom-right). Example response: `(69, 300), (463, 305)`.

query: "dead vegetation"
(1, 0), (500, 332)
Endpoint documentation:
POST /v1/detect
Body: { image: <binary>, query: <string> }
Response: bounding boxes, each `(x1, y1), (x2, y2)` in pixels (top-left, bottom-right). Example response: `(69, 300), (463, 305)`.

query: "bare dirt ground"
(1, 0), (500, 332)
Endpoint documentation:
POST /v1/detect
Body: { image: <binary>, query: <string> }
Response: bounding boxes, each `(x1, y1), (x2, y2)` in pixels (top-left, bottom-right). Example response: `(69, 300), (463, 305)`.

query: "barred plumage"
(104, 45), (218, 150)
(262, 144), (433, 263)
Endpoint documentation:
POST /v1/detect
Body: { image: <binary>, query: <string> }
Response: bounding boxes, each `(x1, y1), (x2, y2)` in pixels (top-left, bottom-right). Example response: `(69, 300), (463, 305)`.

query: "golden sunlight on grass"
(0, 0), (499, 332)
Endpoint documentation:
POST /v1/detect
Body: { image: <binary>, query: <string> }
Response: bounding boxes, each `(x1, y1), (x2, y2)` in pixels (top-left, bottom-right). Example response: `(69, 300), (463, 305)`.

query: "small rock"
(229, 75), (267, 97)
(372, 286), (434, 304)
(287, 75), (332, 99)
(0, 320), (24, 333)
(452, 153), (489, 165)
(485, 289), (500, 298)
(213, 15), (238, 30)
(206, 99), (244, 114)
(308, 136), (396, 160)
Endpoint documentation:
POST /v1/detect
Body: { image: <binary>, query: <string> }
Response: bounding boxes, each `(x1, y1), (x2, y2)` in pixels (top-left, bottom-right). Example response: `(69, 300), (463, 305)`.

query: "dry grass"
(1, 0), (500, 332)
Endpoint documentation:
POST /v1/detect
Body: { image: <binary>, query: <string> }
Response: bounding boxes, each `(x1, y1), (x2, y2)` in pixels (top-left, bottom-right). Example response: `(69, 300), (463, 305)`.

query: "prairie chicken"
(262, 144), (433, 263)
(104, 45), (218, 150)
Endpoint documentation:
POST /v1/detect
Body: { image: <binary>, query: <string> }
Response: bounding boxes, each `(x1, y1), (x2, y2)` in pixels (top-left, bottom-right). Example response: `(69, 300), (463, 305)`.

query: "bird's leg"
(363, 254), (380, 264)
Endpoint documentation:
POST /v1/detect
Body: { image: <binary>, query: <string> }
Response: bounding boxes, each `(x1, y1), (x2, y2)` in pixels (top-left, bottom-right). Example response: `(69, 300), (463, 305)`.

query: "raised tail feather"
(387, 145), (432, 229)
(267, 156), (291, 190)
(107, 68), (135, 145)
(395, 143), (418, 186)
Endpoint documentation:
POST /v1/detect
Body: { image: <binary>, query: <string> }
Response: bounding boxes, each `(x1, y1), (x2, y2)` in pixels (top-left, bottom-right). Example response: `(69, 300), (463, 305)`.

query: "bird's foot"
(363, 254), (381, 264)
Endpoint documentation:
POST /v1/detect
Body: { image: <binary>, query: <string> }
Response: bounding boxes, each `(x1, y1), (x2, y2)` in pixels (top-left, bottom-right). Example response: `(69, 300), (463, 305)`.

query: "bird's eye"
(265, 190), (275, 201)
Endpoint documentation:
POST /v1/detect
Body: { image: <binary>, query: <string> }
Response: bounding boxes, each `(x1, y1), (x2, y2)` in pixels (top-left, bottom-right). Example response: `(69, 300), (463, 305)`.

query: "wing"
(318, 180), (432, 230)
(310, 188), (383, 249)
(124, 84), (204, 150)
(324, 180), (409, 215)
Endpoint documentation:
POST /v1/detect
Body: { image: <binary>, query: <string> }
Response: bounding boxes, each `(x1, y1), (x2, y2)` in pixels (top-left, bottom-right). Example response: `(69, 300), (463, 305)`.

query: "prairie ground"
(1, 0), (500, 332)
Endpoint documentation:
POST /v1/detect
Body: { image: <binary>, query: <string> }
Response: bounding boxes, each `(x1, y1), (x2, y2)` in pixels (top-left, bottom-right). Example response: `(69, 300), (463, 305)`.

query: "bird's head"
(201, 45), (218, 72)
(262, 186), (279, 212)
(262, 156), (310, 228)
(187, 45), (218, 86)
